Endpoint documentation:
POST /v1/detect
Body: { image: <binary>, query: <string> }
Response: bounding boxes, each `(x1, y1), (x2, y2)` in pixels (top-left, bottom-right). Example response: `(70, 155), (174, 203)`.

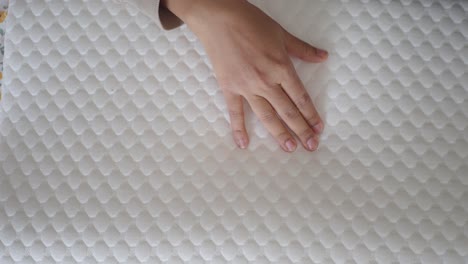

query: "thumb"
(284, 30), (328, 63)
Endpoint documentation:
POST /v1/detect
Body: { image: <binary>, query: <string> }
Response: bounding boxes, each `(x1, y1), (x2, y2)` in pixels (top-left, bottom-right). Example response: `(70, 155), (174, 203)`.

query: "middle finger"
(265, 85), (319, 151)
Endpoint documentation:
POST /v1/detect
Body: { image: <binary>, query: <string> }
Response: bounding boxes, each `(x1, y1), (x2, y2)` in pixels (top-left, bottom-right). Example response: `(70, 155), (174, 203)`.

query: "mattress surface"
(1, 0), (467, 263)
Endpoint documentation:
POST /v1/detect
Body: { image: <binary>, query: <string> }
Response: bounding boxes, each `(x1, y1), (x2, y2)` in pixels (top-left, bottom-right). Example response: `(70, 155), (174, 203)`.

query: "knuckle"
(283, 105), (301, 120)
(303, 45), (316, 57)
(267, 54), (291, 76)
(257, 85), (281, 99)
(275, 61), (292, 77)
(297, 41), (315, 57)
(219, 79), (246, 94)
(232, 129), (245, 134)
(229, 110), (244, 120)
(273, 57), (290, 70)
(258, 84), (273, 94)
(295, 92), (312, 109)
(263, 85), (283, 98)
(259, 110), (277, 124)
(253, 68), (272, 86)
(267, 51), (288, 65)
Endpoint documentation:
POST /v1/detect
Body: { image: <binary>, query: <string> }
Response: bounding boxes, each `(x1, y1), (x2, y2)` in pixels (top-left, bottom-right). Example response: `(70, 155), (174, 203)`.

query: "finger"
(265, 85), (319, 152)
(281, 63), (324, 135)
(224, 92), (249, 149)
(284, 30), (328, 63)
(247, 95), (297, 153)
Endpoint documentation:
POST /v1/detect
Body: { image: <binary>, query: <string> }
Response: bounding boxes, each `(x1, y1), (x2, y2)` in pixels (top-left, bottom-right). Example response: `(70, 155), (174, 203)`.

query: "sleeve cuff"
(158, 4), (184, 30)
(115, 0), (184, 30)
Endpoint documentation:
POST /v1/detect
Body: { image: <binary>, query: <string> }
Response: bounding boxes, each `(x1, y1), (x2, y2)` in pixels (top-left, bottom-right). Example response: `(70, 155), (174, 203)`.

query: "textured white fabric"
(1, 0), (468, 263)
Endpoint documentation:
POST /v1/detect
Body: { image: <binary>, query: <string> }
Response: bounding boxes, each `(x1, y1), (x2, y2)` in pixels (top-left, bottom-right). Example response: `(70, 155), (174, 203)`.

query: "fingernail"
(285, 139), (296, 152)
(316, 49), (328, 59)
(313, 123), (324, 134)
(237, 138), (247, 149)
(307, 137), (318, 151)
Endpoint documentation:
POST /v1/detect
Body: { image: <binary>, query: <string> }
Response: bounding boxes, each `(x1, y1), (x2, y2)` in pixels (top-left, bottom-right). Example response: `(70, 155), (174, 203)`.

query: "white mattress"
(1, 0), (467, 263)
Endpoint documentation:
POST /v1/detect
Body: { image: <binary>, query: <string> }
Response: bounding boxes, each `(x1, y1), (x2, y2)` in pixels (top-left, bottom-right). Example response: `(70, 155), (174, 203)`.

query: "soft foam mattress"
(1, 0), (467, 263)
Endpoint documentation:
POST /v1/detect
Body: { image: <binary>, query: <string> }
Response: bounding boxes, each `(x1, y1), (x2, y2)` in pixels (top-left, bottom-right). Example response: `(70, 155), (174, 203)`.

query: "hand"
(164, 0), (328, 152)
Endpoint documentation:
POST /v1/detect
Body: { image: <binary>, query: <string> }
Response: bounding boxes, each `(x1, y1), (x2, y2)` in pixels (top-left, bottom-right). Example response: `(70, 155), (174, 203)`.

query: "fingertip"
(307, 136), (319, 152)
(238, 138), (248, 149)
(315, 49), (328, 60)
(298, 48), (328, 63)
(285, 139), (297, 153)
(234, 131), (249, 149)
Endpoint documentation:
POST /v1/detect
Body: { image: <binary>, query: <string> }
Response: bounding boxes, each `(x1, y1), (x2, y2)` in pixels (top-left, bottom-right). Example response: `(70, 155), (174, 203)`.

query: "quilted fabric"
(1, 0), (467, 263)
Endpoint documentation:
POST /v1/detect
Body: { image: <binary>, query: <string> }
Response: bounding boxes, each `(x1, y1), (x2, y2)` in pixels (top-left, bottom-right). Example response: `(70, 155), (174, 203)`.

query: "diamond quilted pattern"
(0, 0), (467, 263)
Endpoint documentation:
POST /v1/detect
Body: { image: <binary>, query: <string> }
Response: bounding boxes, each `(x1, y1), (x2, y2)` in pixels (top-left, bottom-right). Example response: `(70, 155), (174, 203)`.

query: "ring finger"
(247, 95), (297, 152)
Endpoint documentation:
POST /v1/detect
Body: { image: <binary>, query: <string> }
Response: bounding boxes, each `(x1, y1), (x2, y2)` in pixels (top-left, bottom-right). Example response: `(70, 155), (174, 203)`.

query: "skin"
(162, 0), (328, 152)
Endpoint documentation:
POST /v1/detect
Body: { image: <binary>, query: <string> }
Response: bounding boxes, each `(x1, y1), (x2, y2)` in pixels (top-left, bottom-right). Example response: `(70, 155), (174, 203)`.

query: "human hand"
(164, 0), (328, 152)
